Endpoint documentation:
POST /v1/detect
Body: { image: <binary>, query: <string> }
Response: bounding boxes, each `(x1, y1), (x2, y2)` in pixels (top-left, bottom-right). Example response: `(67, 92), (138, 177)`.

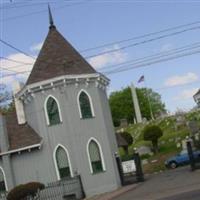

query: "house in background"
(193, 89), (200, 108)
(0, 8), (121, 197)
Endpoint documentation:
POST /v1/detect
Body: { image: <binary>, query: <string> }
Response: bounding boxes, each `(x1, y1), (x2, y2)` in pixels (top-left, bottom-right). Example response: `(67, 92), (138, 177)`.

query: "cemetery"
(117, 110), (200, 174)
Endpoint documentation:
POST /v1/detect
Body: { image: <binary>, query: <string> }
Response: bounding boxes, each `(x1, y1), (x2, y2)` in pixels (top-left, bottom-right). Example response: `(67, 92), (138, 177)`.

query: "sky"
(0, 0), (200, 113)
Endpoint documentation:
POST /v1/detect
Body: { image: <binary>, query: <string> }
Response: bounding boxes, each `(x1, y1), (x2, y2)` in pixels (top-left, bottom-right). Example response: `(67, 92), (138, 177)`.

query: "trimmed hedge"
(7, 182), (45, 200)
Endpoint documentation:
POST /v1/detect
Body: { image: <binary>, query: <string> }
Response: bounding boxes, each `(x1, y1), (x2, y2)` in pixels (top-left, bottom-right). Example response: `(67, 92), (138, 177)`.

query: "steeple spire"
(48, 4), (56, 29)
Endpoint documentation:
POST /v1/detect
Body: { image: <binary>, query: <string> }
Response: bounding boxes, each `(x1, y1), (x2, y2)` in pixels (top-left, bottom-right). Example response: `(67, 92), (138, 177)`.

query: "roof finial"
(48, 4), (56, 29)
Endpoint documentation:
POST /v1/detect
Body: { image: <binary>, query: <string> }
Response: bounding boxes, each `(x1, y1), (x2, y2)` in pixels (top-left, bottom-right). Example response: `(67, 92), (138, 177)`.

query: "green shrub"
(120, 132), (133, 146)
(140, 153), (151, 160)
(143, 125), (163, 153)
(121, 154), (133, 162)
(7, 182), (45, 200)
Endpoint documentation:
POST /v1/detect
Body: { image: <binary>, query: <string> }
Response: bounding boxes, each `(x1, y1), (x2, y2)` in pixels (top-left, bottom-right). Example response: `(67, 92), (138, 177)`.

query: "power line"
(0, 65), (24, 74)
(99, 42), (200, 71)
(1, 21), (200, 69)
(0, 2), (58, 10)
(0, 56), (33, 65)
(0, 39), (35, 60)
(1, 21), (200, 78)
(1, 70), (31, 77)
(85, 26), (200, 59)
(0, 1), (88, 22)
(104, 49), (200, 75)
(81, 20), (200, 53)
(1, 46), (200, 78)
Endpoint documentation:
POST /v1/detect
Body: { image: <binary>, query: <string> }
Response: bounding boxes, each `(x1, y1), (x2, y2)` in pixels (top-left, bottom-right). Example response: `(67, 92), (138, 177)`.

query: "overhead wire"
(81, 20), (200, 53)
(0, 2), (58, 10)
(0, 39), (35, 60)
(1, 18), (200, 79)
(0, 56), (33, 65)
(1, 43), (200, 78)
(103, 49), (200, 75)
(99, 42), (200, 71)
(0, 1), (88, 22)
(1, 24), (200, 71)
(84, 26), (200, 59)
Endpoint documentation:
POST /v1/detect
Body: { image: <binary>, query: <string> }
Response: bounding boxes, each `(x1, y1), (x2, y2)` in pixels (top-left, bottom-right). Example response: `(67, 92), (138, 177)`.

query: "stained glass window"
(89, 140), (103, 173)
(46, 97), (61, 125)
(0, 170), (6, 193)
(56, 146), (71, 179)
(79, 92), (93, 119)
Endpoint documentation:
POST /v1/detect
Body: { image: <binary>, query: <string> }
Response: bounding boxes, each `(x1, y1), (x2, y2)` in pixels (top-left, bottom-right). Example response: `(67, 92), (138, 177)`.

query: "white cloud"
(88, 45), (127, 69)
(0, 53), (35, 86)
(165, 72), (199, 87)
(174, 88), (198, 101)
(30, 42), (43, 52)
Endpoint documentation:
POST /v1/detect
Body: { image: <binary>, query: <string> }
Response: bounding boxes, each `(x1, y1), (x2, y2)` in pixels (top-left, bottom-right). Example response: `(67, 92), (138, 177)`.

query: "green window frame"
(79, 91), (93, 119)
(56, 146), (71, 179)
(46, 96), (61, 125)
(89, 140), (103, 174)
(0, 170), (6, 193)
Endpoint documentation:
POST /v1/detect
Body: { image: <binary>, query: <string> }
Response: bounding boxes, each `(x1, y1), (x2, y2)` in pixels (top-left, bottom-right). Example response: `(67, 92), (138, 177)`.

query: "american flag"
(138, 75), (145, 83)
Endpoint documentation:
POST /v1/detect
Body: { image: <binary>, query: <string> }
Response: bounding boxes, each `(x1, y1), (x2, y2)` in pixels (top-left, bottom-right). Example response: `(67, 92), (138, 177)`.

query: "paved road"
(113, 166), (200, 200)
(159, 189), (200, 200)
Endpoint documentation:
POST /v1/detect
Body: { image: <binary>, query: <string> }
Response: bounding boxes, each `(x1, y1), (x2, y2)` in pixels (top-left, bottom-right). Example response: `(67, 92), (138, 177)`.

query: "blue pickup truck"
(165, 150), (200, 169)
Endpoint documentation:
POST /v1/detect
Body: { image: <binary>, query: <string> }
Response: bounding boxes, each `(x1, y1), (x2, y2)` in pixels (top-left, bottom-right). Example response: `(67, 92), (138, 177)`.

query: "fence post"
(115, 152), (125, 186)
(187, 140), (196, 171)
(78, 175), (86, 199)
(134, 152), (144, 182)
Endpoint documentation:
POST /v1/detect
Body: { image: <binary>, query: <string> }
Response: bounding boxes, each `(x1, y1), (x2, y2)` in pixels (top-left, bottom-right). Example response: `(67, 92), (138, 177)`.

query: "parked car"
(165, 150), (200, 169)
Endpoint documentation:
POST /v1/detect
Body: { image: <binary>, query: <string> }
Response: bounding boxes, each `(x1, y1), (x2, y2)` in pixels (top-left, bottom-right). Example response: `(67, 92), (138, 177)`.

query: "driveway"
(113, 166), (200, 200)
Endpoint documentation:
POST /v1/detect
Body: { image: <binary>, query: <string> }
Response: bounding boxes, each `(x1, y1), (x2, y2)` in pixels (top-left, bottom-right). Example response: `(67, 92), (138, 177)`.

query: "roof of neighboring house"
(26, 26), (96, 85)
(116, 133), (128, 147)
(194, 89), (200, 98)
(5, 111), (42, 151)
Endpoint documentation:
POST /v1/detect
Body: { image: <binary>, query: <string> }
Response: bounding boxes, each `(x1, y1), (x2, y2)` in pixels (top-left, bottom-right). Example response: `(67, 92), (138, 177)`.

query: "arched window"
(87, 139), (105, 174)
(78, 90), (94, 119)
(45, 95), (62, 125)
(54, 145), (72, 179)
(0, 167), (7, 193)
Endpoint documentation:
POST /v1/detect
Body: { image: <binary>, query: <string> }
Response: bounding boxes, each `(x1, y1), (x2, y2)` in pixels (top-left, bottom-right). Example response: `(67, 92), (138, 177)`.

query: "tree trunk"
(123, 146), (129, 155)
(152, 139), (158, 154)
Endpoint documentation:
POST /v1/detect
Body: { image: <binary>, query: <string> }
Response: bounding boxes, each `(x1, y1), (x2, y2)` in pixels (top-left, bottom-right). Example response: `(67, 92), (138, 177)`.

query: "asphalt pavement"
(159, 189), (200, 200)
(113, 166), (200, 200)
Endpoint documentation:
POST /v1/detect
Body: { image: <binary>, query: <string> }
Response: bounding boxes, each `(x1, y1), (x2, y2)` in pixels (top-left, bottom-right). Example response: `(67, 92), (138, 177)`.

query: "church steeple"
(26, 13), (96, 85)
(48, 5), (56, 29)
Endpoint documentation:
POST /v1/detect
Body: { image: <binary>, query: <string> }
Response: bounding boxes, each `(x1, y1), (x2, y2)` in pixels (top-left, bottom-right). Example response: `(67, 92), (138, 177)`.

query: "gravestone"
(137, 146), (152, 156)
(120, 119), (128, 128)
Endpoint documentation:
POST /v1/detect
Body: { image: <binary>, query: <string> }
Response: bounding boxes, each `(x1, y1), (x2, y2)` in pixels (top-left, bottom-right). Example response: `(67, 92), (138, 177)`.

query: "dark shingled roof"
(26, 27), (96, 85)
(5, 111), (42, 151)
(194, 89), (200, 97)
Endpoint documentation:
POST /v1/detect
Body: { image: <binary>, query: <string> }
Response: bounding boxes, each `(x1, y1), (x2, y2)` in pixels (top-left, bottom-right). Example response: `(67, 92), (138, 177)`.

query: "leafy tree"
(0, 84), (13, 114)
(0, 84), (11, 104)
(109, 87), (166, 126)
(120, 132), (133, 154)
(7, 182), (45, 200)
(143, 125), (163, 153)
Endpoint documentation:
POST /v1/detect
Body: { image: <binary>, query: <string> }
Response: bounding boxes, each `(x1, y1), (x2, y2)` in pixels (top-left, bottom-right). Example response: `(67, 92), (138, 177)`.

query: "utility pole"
(131, 83), (142, 123)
